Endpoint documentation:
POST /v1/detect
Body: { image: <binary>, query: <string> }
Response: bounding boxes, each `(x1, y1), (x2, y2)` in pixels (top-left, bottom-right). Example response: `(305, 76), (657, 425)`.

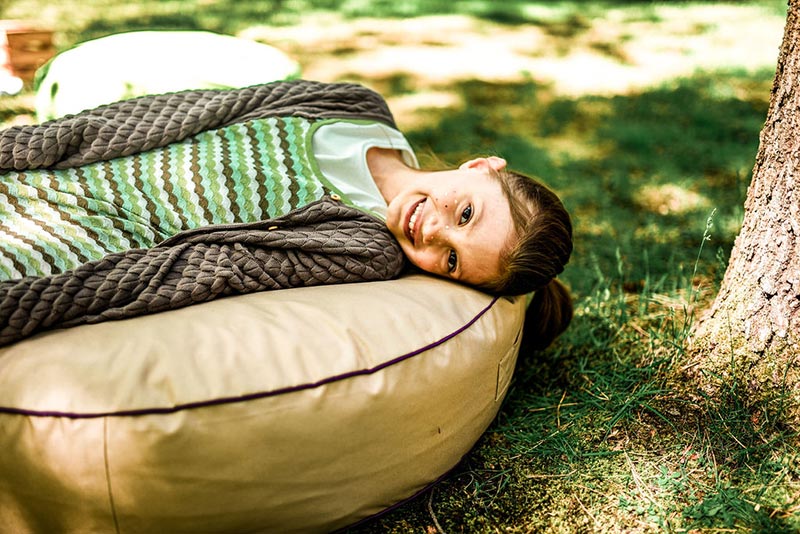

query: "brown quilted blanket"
(0, 197), (404, 347)
(0, 80), (405, 346)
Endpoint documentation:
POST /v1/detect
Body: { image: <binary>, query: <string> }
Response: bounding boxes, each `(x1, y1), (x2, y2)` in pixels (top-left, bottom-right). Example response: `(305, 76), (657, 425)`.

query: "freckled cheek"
(404, 248), (440, 273)
(437, 189), (458, 207)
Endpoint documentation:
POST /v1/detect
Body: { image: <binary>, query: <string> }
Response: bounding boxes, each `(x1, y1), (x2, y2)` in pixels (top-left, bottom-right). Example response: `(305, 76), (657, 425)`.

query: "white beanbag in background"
(34, 30), (301, 121)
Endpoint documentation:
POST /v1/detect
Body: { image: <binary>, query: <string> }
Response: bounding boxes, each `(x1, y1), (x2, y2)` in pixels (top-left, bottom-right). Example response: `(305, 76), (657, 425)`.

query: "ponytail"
(521, 279), (573, 351)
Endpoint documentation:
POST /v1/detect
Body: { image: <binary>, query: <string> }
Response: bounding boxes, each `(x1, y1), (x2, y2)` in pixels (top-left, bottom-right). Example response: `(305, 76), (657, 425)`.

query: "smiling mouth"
(404, 198), (426, 244)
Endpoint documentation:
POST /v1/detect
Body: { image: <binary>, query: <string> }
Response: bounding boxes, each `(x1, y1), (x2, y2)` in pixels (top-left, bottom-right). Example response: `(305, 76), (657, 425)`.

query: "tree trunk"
(688, 0), (800, 425)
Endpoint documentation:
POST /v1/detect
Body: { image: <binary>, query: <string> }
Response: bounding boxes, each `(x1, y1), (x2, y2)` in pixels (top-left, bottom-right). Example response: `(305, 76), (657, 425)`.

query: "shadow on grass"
(61, 0), (693, 49)
(80, 14), (206, 39)
(75, 2), (285, 43)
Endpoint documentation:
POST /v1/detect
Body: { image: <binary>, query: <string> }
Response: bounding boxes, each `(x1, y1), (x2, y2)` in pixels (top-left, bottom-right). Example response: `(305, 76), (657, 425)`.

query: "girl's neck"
(366, 147), (421, 203)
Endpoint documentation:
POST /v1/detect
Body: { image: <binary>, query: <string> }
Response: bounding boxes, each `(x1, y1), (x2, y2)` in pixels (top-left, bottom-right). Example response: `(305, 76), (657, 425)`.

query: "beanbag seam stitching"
(0, 296), (500, 419)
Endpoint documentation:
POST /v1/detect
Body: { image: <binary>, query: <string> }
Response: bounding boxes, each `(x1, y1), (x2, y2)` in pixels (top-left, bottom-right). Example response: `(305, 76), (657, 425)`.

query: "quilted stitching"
(0, 80), (396, 171)
(0, 197), (405, 346)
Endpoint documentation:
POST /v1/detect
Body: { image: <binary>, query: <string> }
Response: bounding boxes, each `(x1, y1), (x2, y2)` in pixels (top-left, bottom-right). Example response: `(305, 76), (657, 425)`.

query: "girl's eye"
(459, 204), (473, 225)
(447, 250), (458, 273)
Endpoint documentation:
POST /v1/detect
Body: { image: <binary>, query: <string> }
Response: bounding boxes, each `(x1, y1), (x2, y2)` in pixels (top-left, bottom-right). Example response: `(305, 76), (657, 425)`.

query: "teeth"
(408, 201), (423, 236)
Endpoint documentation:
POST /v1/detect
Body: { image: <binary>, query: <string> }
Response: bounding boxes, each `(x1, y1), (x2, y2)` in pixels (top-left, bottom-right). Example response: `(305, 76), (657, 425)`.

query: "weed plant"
(1, 0), (798, 532)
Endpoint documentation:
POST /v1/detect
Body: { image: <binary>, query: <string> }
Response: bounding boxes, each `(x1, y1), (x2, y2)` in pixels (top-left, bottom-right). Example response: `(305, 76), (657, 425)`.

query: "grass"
(1, 0), (798, 532)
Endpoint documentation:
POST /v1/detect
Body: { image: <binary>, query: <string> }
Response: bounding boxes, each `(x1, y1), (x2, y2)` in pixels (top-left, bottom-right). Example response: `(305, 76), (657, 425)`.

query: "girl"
(0, 79), (572, 348)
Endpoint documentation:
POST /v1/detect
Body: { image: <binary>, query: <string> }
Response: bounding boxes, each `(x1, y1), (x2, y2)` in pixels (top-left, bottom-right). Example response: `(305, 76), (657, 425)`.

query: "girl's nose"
(422, 221), (450, 245)
(422, 226), (437, 245)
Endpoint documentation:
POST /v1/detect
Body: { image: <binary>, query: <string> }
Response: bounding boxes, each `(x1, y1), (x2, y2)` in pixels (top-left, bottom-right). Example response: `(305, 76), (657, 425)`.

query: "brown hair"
(483, 169), (574, 350)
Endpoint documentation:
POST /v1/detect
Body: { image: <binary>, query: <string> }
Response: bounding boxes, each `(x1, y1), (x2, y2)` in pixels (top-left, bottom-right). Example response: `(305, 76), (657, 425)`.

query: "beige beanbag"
(0, 275), (525, 533)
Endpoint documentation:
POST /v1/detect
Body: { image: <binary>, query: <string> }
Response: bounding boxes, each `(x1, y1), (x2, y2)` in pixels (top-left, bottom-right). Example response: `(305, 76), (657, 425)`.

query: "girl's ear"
(459, 156), (508, 171)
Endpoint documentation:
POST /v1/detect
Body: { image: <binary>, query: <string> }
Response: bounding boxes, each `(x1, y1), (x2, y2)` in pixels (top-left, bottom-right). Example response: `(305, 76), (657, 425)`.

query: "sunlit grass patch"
(0, 94), (36, 128)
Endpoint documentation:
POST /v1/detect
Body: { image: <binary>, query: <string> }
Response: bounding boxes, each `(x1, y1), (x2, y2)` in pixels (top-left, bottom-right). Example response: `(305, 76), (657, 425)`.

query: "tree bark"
(688, 0), (800, 425)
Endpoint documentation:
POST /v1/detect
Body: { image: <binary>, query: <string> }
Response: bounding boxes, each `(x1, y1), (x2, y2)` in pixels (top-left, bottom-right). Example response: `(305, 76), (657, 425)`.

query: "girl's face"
(385, 157), (516, 287)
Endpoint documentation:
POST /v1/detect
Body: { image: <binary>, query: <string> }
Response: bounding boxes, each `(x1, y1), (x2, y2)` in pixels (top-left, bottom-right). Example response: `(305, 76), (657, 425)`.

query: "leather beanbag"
(0, 274), (525, 533)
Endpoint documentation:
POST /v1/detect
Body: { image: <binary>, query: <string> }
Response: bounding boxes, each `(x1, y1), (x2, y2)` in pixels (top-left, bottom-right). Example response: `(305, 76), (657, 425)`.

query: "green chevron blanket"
(0, 116), (331, 279)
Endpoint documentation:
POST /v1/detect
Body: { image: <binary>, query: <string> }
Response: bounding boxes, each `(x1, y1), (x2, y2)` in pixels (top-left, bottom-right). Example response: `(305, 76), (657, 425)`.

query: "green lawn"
(2, 1), (797, 531)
